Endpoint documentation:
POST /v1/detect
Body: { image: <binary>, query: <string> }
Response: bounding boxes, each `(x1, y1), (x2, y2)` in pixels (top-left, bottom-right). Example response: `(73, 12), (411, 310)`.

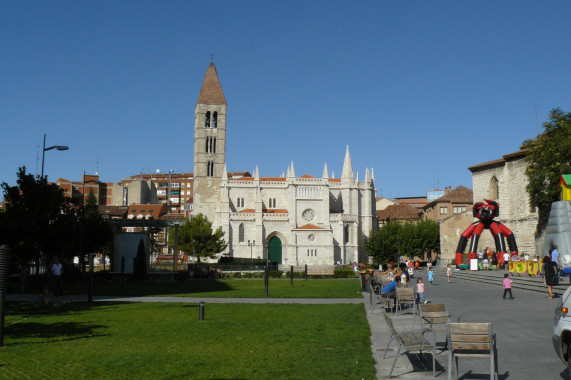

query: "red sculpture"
(455, 199), (518, 266)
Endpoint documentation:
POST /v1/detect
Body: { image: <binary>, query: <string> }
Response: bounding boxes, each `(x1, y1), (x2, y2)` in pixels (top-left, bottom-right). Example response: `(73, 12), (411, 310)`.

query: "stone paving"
(6, 269), (571, 379)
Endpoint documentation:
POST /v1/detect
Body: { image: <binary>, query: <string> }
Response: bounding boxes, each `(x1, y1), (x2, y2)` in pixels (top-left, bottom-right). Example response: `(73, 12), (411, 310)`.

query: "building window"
(344, 225), (349, 244)
(268, 198), (276, 208)
(239, 223), (244, 242)
(207, 161), (214, 177)
(453, 206), (466, 214)
(237, 197), (245, 208)
(212, 112), (217, 128)
(440, 207), (448, 215)
(490, 176), (499, 200)
(205, 111), (211, 128)
(205, 137), (217, 153)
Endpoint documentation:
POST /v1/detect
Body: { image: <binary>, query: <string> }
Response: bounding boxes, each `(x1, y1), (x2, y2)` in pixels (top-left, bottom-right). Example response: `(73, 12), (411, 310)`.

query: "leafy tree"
(78, 192), (113, 271)
(133, 239), (147, 280)
(170, 213), (227, 263)
(523, 108), (571, 233)
(364, 220), (401, 264)
(364, 219), (440, 264)
(0, 167), (78, 290)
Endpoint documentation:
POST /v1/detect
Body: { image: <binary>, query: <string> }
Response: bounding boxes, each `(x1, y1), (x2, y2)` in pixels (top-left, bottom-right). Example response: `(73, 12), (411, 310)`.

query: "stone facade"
(468, 150), (539, 256)
(192, 63), (377, 266)
(439, 211), (474, 262)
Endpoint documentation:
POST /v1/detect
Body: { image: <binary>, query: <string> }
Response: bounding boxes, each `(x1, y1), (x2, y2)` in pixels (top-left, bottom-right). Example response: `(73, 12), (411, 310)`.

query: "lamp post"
(41, 133), (69, 179)
(248, 240), (255, 269)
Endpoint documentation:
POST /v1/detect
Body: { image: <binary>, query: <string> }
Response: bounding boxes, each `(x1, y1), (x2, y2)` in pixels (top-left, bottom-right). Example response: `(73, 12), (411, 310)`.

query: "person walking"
(416, 278), (428, 304)
(543, 255), (559, 299)
(447, 263), (452, 282)
(503, 273), (514, 300)
(51, 257), (64, 297)
(427, 267), (434, 285)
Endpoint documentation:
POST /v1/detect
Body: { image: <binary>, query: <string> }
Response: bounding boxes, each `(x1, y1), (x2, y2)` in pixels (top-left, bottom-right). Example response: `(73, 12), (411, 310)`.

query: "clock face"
(302, 209), (315, 222)
(308, 234), (315, 241)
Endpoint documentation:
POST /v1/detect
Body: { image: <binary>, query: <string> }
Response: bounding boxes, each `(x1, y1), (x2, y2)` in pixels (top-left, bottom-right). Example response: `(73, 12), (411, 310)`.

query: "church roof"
(197, 63), (227, 105)
(301, 174), (315, 178)
(263, 209), (288, 214)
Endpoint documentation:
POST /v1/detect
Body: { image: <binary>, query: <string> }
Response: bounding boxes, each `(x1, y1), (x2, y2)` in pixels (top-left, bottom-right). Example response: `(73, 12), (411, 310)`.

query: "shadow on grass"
(6, 321), (109, 345)
(80, 278), (235, 297)
(7, 300), (122, 317)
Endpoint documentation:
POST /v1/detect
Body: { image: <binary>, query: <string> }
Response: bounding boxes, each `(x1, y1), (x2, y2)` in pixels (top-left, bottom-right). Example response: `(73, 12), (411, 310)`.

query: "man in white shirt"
(51, 257), (64, 296)
(503, 252), (510, 270)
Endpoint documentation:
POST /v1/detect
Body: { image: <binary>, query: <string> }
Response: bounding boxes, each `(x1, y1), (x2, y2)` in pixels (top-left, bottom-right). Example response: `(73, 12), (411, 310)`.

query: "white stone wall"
(471, 157), (539, 255)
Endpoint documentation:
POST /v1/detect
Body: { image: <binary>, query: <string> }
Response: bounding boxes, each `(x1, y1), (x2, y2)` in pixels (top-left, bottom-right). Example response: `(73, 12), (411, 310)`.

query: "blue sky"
(2, 1), (570, 199)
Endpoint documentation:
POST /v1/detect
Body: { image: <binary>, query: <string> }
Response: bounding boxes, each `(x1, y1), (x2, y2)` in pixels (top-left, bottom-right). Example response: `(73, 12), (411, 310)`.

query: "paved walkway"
(7, 269), (571, 379)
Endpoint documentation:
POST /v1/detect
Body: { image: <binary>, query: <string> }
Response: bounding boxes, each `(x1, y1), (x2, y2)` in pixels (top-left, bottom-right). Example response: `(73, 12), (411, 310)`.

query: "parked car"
(553, 286), (571, 366)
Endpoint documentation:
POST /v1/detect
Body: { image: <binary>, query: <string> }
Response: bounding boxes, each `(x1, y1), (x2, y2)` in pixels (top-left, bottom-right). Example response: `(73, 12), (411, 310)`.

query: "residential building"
(422, 186), (473, 222)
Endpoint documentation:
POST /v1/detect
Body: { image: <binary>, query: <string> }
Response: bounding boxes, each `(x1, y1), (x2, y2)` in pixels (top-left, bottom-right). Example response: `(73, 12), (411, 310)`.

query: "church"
(192, 63), (377, 267)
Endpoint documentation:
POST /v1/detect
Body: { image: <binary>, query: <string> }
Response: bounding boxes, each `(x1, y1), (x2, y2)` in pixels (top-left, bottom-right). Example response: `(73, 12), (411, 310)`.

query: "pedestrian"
(503, 252), (510, 270)
(407, 265), (414, 279)
(427, 267), (434, 285)
(51, 257), (64, 297)
(416, 278), (428, 304)
(491, 252), (498, 269)
(503, 273), (514, 300)
(401, 270), (408, 287)
(543, 255), (559, 299)
(447, 263), (452, 282)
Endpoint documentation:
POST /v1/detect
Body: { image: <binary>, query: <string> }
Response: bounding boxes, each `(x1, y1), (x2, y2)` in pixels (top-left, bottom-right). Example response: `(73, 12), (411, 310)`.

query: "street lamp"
(248, 240), (255, 268)
(41, 133), (69, 179)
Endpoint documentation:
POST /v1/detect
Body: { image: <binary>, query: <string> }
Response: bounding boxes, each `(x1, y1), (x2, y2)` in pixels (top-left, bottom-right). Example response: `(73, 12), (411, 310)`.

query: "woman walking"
(543, 255), (559, 299)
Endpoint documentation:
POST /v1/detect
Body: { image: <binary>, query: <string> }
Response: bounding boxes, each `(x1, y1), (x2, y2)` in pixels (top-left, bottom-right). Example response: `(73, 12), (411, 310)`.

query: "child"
(447, 263), (452, 282)
(427, 267), (434, 285)
(503, 273), (514, 300)
(401, 270), (408, 287)
(416, 278), (428, 304)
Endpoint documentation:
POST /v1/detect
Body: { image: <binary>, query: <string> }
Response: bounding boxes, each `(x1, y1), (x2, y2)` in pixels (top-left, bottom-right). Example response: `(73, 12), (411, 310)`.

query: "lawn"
(1, 302), (376, 379)
(58, 278), (364, 298)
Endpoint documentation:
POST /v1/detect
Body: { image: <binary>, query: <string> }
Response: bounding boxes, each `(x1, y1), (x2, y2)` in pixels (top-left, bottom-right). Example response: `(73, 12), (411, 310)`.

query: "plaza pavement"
(6, 269), (571, 379)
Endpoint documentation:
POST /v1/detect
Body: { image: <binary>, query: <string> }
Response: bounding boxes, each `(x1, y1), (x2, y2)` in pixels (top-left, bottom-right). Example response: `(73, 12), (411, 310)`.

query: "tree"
(0, 167), (78, 290)
(364, 219), (440, 264)
(364, 220), (401, 264)
(170, 213), (227, 263)
(78, 192), (113, 272)
(523, 108), (571, 233)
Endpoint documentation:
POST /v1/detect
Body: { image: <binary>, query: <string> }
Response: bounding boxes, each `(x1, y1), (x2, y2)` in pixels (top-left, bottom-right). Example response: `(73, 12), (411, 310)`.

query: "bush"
(175, 271), (190, 281)
(268, 270), (283, 278)
(334, 267), (358, 278)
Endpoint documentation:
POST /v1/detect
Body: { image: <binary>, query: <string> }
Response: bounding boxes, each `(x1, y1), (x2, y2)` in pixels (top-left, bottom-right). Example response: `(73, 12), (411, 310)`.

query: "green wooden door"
(268, 237), (282, 264)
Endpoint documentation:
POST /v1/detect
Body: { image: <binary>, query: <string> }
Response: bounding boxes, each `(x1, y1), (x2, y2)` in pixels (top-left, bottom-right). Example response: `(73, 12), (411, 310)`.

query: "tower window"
(490, 176), (499, 200)
(205, 111), (211, 128)
(213, 112), (218, 128)
(207, 161), (214, 176)
(205, 137), (217, 153)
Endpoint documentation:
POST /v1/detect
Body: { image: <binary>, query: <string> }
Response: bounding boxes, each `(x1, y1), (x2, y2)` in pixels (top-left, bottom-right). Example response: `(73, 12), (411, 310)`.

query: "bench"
(447, 322), (498, 380)
(419, 303), (456, 349)
(381, 312), (436, 378)
(396, 287), (416, 316)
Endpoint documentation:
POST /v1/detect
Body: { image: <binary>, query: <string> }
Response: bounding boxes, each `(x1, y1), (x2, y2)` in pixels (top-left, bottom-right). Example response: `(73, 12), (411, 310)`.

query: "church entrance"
(268, 236), (282, 264)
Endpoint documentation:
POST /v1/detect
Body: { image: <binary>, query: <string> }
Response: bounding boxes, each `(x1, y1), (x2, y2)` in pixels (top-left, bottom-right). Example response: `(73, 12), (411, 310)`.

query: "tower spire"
(341, 145), (354, 180)
(197, 63), (227, 105)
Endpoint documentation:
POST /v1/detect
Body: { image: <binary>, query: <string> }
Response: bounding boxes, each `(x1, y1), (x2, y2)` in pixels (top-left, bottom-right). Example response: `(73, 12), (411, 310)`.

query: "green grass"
(1, 302), (376, 379)
(59, 278), (364, 298)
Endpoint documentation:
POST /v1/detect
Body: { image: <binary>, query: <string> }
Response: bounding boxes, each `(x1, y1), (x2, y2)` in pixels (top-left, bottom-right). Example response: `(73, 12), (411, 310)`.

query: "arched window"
(213, 138), (216, 153)
(490, 176), (499, 200)
(344, 225), (350, 244)
(212, 112), (218, 128)
(205, 111), (211, 128)
(239, 223), (244, 242)
(207, 161), (214, 176)
(205, 137), (209, 153)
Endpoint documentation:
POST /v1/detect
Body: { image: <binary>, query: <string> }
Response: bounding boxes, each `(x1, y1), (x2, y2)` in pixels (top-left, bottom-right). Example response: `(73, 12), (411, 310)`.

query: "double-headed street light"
(248, 240), (255, 268)
(41, 133), (69, 179)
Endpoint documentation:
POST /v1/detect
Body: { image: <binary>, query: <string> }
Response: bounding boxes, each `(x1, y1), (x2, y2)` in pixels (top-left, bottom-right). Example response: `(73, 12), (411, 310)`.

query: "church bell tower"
(193, 63), (227, 224)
